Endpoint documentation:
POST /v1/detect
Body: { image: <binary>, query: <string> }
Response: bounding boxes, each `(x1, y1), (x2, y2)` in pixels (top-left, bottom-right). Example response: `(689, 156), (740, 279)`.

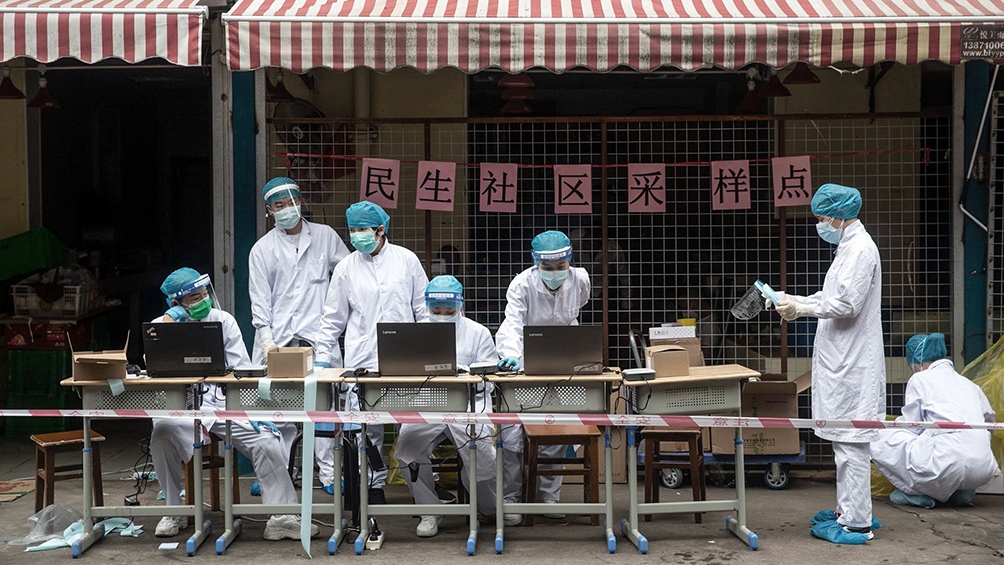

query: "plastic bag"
(5, 504), (81, 546)
(870, 414), (900, 498)
(962, 337), (1004, 468)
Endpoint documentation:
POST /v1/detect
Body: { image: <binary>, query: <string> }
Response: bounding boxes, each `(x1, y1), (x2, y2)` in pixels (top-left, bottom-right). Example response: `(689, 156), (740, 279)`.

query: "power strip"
(365, 531), (385, 550)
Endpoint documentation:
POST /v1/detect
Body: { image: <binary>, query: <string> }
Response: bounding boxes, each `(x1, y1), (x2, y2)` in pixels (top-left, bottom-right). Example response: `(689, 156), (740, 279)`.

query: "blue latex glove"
(164, 305), (189, 322)
(497, 357), (520, 371)
(249, 480), (261, 497)
(250, 421), (280, 436)
(315, 361), (330, 368)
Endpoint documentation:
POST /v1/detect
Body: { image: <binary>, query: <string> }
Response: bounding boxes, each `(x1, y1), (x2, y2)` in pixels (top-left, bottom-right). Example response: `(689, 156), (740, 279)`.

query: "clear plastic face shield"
(264, 183), (303, 230)
(168, 274), (219, 321)
(426, 291), (463, 323)
(533, 245), (573, 290)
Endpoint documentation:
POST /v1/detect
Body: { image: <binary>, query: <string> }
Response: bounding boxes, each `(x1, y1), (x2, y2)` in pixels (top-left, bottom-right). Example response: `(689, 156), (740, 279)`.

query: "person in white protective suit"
(495, 230), (590, 525)
(313, 201), (429, 505)
(771, 183), (885, 545)
(871, 333), (998, 509)
(149, 268), (318, 540)
(394, 275), (499, 537)
(248, 177), (350, 495)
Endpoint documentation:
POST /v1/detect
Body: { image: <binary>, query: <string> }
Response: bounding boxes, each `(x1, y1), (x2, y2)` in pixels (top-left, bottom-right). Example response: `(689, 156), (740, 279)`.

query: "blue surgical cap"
(426, 275), (464, 307)
(811, 183), (862, 220)
(346, 201), (391, 231)
(262, 177), (301, 205)
(161, 267), (201, 306)
(531, 230), (573, 263)
(905, 333), (947, 365)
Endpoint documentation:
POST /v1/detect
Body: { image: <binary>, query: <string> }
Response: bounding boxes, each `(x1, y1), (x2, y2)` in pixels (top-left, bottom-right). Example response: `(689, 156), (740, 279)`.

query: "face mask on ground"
(273, 205), (301, 230)
(350, 231), (379, 254)
(185, 297), (212, 320)
(816, 221), (843, 245)
(430, 313), (460, 323)
(540, 268), (570, 290)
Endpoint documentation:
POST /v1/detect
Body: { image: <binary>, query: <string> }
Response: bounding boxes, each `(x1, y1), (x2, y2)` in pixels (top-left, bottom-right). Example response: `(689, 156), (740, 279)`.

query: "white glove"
(765, 291), (788, 310)
(259, 327), (278, 355)
(776, 301), (816, 321)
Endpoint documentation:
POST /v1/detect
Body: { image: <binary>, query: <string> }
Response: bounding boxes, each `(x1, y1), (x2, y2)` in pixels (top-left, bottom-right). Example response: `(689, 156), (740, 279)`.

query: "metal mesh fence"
(267, 112), (953, 464)
(989, 93), (1004, 347)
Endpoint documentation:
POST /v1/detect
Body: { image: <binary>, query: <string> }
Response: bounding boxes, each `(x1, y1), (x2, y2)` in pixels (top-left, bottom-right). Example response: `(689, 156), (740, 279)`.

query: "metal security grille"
(508, 384), (589, 410)
(988, 93), (1004, 346)
(89, 390), (170, 411)
(365, 386), (454, 410)
(237, 387), (305, 409)
(267, 112), (953, 464)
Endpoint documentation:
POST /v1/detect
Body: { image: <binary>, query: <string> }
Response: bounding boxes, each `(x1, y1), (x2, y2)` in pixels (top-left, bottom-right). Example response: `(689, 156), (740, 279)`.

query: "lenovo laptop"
(523, 325), (604, 375)
(143, 322), (230, 377)
(376, 322), (457, 376)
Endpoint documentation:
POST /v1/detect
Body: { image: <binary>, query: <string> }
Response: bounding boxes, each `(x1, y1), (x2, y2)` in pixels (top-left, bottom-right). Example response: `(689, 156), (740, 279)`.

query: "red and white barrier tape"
(0, 408), (1001, 431)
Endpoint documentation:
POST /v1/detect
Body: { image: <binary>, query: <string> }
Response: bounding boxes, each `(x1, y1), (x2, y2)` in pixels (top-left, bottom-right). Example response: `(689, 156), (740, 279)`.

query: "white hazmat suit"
(871, 359), (997, 501)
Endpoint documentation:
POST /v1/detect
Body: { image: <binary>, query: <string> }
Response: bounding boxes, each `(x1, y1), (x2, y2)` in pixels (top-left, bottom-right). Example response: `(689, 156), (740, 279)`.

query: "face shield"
(168, 274), (219, 321)
(426, 291), (463, 323)
(264, 183), (303, 230)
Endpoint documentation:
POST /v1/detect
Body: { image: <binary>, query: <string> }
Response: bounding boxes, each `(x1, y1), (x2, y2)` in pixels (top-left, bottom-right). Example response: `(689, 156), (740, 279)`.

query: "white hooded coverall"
(314, 239), (429, 489)
(394, 316), (499, 514)
(494, 265), (590, 502)
(871, 359), (997, 501)
(803, 220), (886, 529)
(149, 309), (299, 509)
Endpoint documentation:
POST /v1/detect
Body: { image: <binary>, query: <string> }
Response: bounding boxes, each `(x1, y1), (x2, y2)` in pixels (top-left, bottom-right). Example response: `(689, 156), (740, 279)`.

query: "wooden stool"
(522, 425), (602, 526)
(31, 430), (105, 513)
(185, 434), (240, 511)
(641, 428), (706, 523)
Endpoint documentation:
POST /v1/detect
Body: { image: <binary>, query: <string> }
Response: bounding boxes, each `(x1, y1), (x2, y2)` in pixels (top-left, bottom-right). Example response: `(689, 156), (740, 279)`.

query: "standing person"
(313, 201), (429, 504)
(772, 183), (885, 544)
(248, 176), (350, 495)
(871, 333), (998, 509)
(150, 268), (318, 540)
(495, 230), (590, 524)
(394, 275), (499, 537)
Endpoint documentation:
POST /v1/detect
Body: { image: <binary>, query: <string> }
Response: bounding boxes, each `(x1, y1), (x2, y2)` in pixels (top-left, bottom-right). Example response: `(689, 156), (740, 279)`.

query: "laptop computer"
(523, 325), (604, 375)
(143, 322), (231, 377)
(376, 322), (457, 376)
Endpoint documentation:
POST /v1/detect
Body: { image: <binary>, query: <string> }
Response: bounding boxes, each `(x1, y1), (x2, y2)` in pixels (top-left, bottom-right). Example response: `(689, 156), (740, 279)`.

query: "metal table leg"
(604, 426), (616, 553)
(186, 417), (211, 555)
(215, 421), (242, 554)
(354, 424), (370, 555)
(620, 426), (647, 554)
(71, 416), (105, 558)
(725, 428), (758, 550)
(495, 426), (505, 554)
(328, 429), (346, 555)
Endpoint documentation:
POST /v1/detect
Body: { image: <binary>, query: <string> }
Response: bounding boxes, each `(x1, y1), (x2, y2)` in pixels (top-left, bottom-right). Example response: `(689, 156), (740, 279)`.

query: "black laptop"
(376, 322), (456, 376)
(143, 322), (230, 377)
(523, 325), (604, 375)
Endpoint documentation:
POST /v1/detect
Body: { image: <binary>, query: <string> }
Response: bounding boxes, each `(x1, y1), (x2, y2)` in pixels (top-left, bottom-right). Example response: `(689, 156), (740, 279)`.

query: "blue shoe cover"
(810, 520), (869, 545)
(322, 483), (335, 496)
(810, 509), (837, 524)
(250, 481), (261, 497)
(947, 489), (976, 507)
(890, 489), (935, 508)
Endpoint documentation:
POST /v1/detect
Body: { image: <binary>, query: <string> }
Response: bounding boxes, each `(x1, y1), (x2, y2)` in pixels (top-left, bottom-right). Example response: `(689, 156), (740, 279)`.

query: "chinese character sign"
(627, 164), (666, 213)
(553, 165), (592, 214)
(415, 161), (456, 212)
(771, 156), (812, 207)
(479, 163), (518, 213)
(360, 158), (400, 209)
(710, 160), (751, 211)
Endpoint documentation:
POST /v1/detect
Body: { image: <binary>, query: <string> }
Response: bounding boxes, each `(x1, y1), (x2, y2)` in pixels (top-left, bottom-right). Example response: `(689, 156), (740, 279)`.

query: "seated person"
(871, 333), (998, 508)
(149, 268), (319, 540)
(394, 275), (499, 537)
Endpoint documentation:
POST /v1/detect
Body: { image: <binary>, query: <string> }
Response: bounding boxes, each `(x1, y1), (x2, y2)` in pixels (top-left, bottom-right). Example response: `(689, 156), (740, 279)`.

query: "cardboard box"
(711, 372), (812, 455)
(644, 345), (689, 377)
(267, 347), (314, 378)
(72, 335), (128, 381)
(648, 337), (705, 366)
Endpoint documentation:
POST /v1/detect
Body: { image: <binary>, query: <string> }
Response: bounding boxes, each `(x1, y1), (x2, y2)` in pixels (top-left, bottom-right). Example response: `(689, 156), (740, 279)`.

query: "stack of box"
(710, 372), (812, 455)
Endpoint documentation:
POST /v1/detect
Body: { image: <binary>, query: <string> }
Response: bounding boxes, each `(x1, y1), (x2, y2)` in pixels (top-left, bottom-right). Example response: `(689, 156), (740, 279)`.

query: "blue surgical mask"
(273, 205), (301, 230)
(350, 231), (378, 254)
(430, 313), (460, 323)
(540, 268), (569, 290)
(816, 221), (843, 245)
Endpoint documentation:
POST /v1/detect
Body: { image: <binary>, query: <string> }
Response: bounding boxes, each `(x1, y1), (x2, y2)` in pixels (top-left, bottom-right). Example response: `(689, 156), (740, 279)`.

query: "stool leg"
(185, 460), (194, 506)
(44, 448), (56, 510)
(35, 447), (45, 513)
(587, 438), (600, 527)
(524, 438), (538, 526)
(643, 439), (655, 522)
(91, 444), (104, 508)
(689, 437), (702, 524)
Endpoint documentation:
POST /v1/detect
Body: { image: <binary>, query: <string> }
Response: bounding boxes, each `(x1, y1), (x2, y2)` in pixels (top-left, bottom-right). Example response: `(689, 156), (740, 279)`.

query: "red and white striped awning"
(1, 0), (207, 66)
(224, 0), (1004, 73)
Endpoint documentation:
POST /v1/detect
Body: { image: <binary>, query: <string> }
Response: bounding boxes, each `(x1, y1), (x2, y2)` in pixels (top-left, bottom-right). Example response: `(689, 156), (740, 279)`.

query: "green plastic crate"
(7, 350), (73, 397)
(0, 228), (65, 282)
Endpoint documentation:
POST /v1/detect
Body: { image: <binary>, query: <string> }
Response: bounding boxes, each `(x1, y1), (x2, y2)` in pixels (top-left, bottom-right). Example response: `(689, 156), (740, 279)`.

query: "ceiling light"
(0, 66), (25, 99)
(783, 62), (821, 85)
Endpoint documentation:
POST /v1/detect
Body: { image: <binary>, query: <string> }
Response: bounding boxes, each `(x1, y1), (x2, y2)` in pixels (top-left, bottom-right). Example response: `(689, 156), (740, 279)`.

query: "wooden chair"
(31, 430), (105, 513)
(641, 428), (706, 523)
(522, 425), (602, 526)
(185, 434), (240, 511)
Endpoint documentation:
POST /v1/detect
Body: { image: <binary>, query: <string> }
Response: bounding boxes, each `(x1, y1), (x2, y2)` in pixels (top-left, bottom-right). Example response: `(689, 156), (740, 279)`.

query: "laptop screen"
(523, 325), (604, 375)
(376, 322), (456, 376)
(143, 322), (229, 377)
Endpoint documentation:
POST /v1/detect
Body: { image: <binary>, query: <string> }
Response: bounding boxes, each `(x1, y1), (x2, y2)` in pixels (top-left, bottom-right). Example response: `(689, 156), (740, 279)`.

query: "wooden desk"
(60, 376), (209, 556)
(619, 364), (760, 553)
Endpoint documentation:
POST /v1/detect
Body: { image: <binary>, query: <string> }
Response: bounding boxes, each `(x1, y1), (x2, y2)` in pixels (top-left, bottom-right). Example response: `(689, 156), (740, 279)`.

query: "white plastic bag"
(5, 504), (81, 546)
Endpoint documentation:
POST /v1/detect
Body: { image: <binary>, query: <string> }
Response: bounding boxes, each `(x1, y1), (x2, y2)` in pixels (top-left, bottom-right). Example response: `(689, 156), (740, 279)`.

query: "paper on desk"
(108, 379), (125, 396)
(258, 377), (273, 401)
(159, 542), (179, 550)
